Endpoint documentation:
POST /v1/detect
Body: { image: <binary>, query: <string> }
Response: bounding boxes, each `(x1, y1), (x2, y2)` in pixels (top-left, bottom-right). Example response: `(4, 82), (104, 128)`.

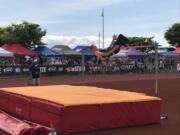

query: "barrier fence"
(0, 65), (84, 76)
(0, 63), (179, 76)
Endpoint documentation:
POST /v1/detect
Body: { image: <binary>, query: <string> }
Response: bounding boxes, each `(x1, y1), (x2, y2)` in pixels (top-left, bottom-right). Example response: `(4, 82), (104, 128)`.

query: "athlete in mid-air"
(90, 34), (129, 58)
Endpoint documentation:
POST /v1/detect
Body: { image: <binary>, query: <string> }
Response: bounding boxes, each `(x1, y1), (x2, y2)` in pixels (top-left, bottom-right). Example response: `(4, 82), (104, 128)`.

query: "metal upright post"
(81, 54), (85, 77)
(98, 32), (101, 49)
(155, 43), (158, 95)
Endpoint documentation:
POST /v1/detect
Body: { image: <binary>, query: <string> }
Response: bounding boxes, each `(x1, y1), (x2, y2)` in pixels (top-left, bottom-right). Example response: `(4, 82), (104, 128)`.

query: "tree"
(128, 36), (159, 53)
(0, 28), (5, 45)
(0, 26), (17, 44)
(164, 23), (180, 47)
(0, 21), (46, 49)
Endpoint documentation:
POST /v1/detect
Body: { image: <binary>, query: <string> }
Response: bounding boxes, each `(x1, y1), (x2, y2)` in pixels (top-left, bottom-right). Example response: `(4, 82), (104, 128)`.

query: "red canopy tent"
(1, 43), (38, 57)
(175, 47), (180, 53)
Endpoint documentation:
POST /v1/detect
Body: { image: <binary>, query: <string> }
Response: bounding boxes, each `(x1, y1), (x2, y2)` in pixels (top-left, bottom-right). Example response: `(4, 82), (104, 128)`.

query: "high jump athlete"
(90, 34), (129, 58)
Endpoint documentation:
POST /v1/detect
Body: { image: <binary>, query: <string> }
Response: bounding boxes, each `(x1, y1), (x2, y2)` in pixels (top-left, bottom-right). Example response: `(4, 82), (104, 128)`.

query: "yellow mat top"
(0, 85), (161, 107)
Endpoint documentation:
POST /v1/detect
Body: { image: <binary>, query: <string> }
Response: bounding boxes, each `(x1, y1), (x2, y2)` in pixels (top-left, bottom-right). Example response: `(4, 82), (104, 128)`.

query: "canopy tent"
(0, 47), (13, 57)
(51, 45), (82, 56)
(148, 49), (167, 54)
(73, 45), (95, 56)
(34, 46), (58, 57)
(112, 49), (128, 58)
(160, 51), (180, 57)
(175, 47), (180, 53)
(127, 48), (145, 58)
(1, 44), (37, 57)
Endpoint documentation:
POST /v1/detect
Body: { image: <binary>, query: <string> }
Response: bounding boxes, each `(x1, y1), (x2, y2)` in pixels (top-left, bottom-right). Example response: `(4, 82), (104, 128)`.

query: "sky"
(0, 0), (179, 48)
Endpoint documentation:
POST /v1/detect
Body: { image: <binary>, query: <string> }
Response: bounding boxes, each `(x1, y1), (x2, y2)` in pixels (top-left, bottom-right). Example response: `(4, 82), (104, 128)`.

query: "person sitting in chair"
(90, 34), (129, 58)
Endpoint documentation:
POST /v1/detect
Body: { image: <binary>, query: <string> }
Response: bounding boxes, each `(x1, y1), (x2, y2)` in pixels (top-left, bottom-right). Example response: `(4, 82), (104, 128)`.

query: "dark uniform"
(30, 62), (40, 85)
(100, 34), (129, 57)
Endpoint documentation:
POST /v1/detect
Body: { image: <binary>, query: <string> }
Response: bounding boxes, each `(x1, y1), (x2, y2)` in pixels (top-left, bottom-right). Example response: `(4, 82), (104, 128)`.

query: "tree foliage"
(164, 23), (180, 47)
(0, 21), (46, 49)
(128, 36), (159, 53)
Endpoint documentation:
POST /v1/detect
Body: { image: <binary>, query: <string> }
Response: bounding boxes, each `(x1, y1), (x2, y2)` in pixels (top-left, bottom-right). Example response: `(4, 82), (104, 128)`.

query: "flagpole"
(102, 8), (104, 49)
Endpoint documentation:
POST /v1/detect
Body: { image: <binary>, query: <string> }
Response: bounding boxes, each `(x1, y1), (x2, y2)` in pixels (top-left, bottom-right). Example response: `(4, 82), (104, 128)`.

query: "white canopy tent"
(0, 47), (13, 57)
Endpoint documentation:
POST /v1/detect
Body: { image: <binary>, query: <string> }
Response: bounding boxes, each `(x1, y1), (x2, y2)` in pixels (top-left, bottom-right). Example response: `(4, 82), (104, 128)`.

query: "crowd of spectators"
(0, 55), (179, 74)
(0, 58), (15, 65)
(85, 56), (179, 74)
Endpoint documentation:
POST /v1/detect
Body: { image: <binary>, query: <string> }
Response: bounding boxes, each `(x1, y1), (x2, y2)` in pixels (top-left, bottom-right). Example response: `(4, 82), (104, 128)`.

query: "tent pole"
(81, 54), (85, 77)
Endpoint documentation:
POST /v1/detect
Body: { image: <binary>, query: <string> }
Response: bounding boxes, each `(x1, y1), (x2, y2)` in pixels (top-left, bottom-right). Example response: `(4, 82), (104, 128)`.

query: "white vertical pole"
(102, 8), (104, 49)
(98, 32), (101, 49)
(155, 44), (168, 119)
(155, 43), (158, 95)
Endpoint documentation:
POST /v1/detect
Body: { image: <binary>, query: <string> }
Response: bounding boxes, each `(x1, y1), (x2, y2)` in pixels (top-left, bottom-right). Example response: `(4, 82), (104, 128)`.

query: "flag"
(101, 9), (104, 17)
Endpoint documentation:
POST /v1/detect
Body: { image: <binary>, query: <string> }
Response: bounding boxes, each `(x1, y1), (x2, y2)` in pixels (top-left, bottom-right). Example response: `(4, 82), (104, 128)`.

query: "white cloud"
(43, 33), (170, 49)
(42, 35), (111, 48)
(153, 33), (170, 47)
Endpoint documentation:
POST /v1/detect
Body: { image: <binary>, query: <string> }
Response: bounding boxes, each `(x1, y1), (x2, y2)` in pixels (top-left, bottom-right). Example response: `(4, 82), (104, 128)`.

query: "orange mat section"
(0, 85), (161, 107)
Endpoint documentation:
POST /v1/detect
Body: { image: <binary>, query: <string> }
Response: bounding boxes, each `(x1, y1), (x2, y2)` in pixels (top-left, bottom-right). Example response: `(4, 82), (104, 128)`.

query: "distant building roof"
(73, 45), (95, 56)
(51, 45), (81, 56)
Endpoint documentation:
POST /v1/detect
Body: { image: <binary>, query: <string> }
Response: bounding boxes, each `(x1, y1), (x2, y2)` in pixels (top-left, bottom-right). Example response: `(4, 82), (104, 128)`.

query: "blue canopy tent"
(73, 45), (95, 57)
(160, 51), (180, 57)
(34, 46), (59, 56)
